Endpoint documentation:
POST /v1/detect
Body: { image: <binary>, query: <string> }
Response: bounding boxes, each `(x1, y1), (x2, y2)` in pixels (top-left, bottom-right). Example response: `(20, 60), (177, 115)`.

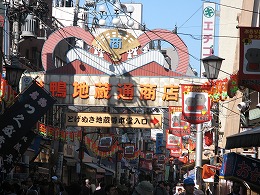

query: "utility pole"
(73, 0), (80, 26)
(212, 102), (220, 195)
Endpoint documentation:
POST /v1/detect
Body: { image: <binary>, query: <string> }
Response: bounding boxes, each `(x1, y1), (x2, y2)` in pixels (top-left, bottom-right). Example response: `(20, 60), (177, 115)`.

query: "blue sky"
(139, 0), (206, 74)
(82, 0), (220, 75)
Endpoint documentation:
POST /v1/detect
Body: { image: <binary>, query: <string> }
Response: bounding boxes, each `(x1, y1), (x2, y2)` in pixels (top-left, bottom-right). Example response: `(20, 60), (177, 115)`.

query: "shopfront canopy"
(85, 163), (106, 173)
(225, 126), (260, 149)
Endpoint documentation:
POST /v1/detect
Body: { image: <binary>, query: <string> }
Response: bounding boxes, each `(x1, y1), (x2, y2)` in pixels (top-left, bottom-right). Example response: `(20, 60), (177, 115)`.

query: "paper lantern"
(204, 131), (213, 146)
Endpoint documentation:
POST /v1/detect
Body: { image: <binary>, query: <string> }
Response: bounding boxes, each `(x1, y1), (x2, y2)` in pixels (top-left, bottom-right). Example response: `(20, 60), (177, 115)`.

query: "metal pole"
(73, 0), (80, 26)
(195, 123), (203, 186)
(80, 127), (84, 182)
(4, 1), (10, 60)
(213, 102), (219, 195)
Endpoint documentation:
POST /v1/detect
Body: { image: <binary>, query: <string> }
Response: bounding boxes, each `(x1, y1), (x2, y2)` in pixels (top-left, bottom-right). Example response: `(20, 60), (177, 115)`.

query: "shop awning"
(100, 165), (115, 175)
(64, 157), (78, 166)
(85, 163), (106, 173)
(225, 126), (260, 149)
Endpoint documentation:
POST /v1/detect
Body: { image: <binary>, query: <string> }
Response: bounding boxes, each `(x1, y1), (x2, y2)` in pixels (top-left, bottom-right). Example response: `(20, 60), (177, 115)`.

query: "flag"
(202, 164), (215, 179)
(0, 81), (56, 173)
(181, 84), (211, 124)
(2, 130), (37, 173)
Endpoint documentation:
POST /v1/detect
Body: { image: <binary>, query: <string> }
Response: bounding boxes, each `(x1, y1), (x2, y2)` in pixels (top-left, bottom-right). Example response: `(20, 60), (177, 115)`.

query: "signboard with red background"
(169, 106), (190, 136)
(166, 130), (182, 158)
(181, 84), (211, 124)
(239, 27), (260, 92)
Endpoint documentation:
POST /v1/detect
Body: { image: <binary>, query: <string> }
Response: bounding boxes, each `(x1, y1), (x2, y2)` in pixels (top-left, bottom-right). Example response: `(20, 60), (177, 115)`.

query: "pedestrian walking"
(132, 180), (153, 195)
(80, 178), (92, 195)
(154, 181), (168, 195)
(93, 182), (106, 195)
(180, 177), (195, 195)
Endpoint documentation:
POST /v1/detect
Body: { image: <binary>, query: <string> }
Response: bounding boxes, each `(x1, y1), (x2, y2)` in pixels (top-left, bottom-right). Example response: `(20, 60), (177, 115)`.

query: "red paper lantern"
(204, 131), (213, 146)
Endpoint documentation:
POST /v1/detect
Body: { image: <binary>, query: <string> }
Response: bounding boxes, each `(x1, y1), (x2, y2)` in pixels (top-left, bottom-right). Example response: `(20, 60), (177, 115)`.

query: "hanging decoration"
(202, 72), (239, 102)
(98, 135), (113, 152)
(169, 106), (191, 136)
(227, 74), (239, 98)
(181, 84), (212, 124)
(84, 136), (141, 159)
(204, 131), (213, 146)
(123, 143), (135, 158)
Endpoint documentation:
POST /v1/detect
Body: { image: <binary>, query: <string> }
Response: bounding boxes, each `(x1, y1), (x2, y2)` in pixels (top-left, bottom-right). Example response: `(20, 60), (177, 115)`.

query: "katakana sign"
(65, 113), (162, 129)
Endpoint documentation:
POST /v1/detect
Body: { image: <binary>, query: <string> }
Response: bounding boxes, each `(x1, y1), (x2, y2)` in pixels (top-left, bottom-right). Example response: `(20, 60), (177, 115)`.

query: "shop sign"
(220, 152), (260, 188)
(0, 81), (56, 173)
(181, 84), (211, 124)
(155, 133), (164, 154)
(65, 112), (162, 129)
(169, 106), (190, 136)
(239, 27), (260, 92)
(200, 2), (216, 76)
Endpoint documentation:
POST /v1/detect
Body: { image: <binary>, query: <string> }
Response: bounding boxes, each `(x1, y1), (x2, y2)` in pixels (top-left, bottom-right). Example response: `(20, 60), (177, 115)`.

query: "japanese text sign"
(220, 152), (260, 189)
(3, 131), (37, 173)
(166, 130), (182, 151)
(200, 2), (216, 77)
(181, 84), (211, 124)
(65, 113), (162, 129)
(169, 106), (190, 136)
(156, 133), (164, 154)
(0, 81), (56, 172)
(239, 27), (260, 92)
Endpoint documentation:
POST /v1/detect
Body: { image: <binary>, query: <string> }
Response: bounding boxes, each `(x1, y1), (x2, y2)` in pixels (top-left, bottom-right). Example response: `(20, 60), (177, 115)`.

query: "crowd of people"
(0, 175), (241, 195)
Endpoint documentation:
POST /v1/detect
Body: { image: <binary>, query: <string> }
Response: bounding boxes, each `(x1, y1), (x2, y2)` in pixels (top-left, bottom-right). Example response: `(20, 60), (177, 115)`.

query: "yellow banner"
(65, 113), (162, 129)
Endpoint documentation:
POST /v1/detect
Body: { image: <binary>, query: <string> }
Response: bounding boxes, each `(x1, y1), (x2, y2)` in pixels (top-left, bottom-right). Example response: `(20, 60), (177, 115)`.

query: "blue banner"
(220, 152), (260, 189)
(156, 133), (164, 154)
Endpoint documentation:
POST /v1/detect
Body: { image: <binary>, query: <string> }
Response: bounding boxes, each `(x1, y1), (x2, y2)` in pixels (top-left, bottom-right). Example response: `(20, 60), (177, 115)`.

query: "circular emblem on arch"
(137, 29), (189, 75)
(41, 26), (94, 71)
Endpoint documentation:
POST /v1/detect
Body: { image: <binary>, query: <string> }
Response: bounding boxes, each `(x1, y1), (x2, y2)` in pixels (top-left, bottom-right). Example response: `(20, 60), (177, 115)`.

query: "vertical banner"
(169, 106), (190, 136)
(166, 130), (182, 151)
(2, 131), (37, 173)
(98, 136), (113, 152)
(124, 144), (135, 158)
(0, 81), (56, 173)
(200, 2), (216, 77)
(145, 152), (153, 161)
(155, 133), (164, 154)
(239, 27), (260, 92)
(181, 84), (211, 124)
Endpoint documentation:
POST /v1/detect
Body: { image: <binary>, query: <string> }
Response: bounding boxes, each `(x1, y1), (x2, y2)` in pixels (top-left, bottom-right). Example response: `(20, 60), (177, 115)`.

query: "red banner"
(181, 84), (211, 124)
(169, 106), (190, 136)
(123, 143), (135, 158)
(166, 130), (182, 151)
(239, 27), (260, 92)
(98, 135), (113, 152)
(170, 149), (182, 158)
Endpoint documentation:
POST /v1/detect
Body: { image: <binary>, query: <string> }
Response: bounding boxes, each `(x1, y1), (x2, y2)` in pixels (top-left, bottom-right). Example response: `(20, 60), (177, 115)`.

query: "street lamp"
(202, 55), (224, 194)
(4, 64), (26, 92)
(202, 55), (224, 80)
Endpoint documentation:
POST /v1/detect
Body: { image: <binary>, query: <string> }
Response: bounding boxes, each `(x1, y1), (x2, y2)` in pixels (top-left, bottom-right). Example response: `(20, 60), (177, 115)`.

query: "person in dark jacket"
(80, 178), (92, 195)
(93, 182), (106, 195)
(227, 181), (241, 195)
(153, 181), (168, 195)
